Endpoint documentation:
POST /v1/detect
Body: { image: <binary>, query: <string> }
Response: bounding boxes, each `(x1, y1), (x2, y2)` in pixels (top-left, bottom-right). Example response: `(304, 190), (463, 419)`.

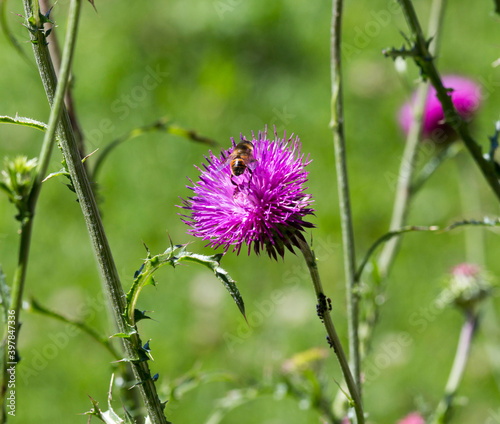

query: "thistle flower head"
(440, 263), (495, 312)
(399, 75), (482, 141)
(179, 127), (314, 259)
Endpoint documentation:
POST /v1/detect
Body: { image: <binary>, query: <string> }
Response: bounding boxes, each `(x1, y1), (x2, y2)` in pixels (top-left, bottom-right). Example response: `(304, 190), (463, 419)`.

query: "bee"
(218, 139), (257, 187)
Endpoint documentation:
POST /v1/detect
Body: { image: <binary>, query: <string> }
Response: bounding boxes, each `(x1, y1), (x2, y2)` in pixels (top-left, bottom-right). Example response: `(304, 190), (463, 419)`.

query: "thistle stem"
(1, 0), (82, 421)
(297, 238), (364, 424)
(398, 0), (500, 202)
(330, 0), (361, 398)
(19, 1), (169, 422)
(39, 0), (86, 161)
(431, 311), (478, 424)
(378, 0), (447, 279)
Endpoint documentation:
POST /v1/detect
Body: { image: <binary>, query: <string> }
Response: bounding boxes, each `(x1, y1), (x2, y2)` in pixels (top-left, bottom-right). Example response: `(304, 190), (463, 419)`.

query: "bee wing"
(247, 157), (258, 171)
(216, 153), (233, 172)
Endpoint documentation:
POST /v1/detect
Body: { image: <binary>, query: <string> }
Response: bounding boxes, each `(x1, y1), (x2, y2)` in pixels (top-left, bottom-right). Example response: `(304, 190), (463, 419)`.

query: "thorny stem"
(330, 0), (361, 400)
(431, 311), (478, 424)
(39, 0), (85, 161)
(378, 0), (447, 280)
(297, 238), (364, 424)
(1, 0), (82, 421)
(398, 0), (500, 202)
(20, 1), (169, 423)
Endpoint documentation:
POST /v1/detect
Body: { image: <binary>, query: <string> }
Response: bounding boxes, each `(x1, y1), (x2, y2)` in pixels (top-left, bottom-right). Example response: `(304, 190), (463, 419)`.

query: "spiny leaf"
(134, 309), (153, 322)
(0, 114), (48, 132)
(125, 244), (246, 324)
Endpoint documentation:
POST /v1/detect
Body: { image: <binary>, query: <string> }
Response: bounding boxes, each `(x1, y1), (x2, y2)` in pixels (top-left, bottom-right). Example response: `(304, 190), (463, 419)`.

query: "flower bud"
(439, 263), (495, 312)
(398, 75), (482, 143)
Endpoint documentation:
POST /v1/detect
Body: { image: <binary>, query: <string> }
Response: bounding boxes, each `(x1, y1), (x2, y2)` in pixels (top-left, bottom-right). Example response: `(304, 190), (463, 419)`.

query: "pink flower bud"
(399, 75), (482, 141)
(397, 411), (425, 424)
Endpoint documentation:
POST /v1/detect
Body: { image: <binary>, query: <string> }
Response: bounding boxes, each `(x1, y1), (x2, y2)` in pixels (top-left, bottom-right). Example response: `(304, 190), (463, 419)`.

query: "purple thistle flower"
(399, 75), (482, 140)
(178, 127), (314, 260)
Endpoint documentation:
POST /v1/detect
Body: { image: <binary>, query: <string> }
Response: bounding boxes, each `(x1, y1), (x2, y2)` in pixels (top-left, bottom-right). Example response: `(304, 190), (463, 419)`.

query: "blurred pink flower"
(451, 262), (480, 277)
(443, 262), (495, 311)
(397, 412), (425, 424)
(399, 75), (482, 140)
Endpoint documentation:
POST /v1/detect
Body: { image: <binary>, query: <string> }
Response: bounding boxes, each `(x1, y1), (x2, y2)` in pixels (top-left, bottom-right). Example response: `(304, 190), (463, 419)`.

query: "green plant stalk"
(39, 0), (85, 161)
(330, 0), (361, 398)
(0, 0), (82, 421)
(398, 0), (500, 202)
(20, 1), (169, 422)
(297, 238), (364, 424)
(378, 0), (447, 280)
(455, 153), (485, 266)
(431, 311), (478, 424)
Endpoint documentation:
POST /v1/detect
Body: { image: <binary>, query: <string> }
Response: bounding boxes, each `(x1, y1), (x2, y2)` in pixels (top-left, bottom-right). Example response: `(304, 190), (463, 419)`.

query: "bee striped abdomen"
(230, 158), (247, 176)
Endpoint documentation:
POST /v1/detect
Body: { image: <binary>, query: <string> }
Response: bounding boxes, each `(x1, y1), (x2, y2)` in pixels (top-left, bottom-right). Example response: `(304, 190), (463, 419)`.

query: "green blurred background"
(1, 0), (500, 422)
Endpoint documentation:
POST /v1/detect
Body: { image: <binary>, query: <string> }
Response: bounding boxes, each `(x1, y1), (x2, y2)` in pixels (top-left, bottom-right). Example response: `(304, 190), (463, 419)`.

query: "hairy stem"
(20, 1), (169, 422)
(431, 311), (478, 423)
(0, 0), (82, 421)
(297, 238), (364, 424)
(398, 0), (500, 202)
(378, 0), (447, 279)
(39, 0), (85, 160)
(330, 0), (361, 398)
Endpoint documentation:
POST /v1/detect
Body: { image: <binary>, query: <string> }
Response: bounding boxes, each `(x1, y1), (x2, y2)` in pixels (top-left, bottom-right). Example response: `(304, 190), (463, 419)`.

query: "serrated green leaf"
(0, 115), (48, 132)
